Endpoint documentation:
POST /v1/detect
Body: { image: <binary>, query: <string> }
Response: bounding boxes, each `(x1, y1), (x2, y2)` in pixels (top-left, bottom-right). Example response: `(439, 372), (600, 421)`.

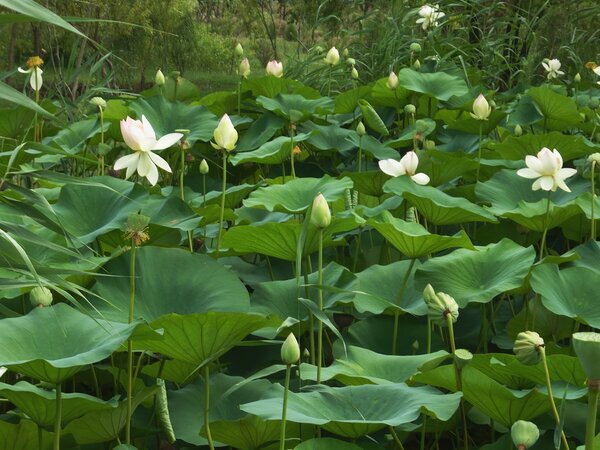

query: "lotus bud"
(281, 333), (300, 365)
(424, 285), (459, 326)
(422, 283), (437, 304)
(266, 60), (284, 78)
(470, 94), (491, 120)
(410, 42), (422, 53)
(235, 42), (244, 57)
(310, 193), (331, 229)
(573, 332), (600, 383)
(412, 340), (419, 352)
(324, 46), (340, 65)
(346, 57), (356, 66)
(238, 58), (251, 78)
(30, 286), (53, 307)
(211, 114), (238, 152)
(89, 97), (106, 109)
(574, 72), (581, 83)
(415, 119), (429, 133)
(303, 348), (311, 360)
(386, 71), (399, 89)
(514, 124), (523, 136)
(199, 159), (209, 175)
(424, 140), (436, 150)
(589, 98), (600, 110)
(356, 121), (366, 136)
(404, 104), (416, 115)
(342, 48), (349, 58)
(155, 69), (165, 87)
(413, 59), (421, 70)
(513, 331), (544, 365)
(511, 420), (540, 449)
(351, 67), (359, 80)
(454, 349), (473, 370)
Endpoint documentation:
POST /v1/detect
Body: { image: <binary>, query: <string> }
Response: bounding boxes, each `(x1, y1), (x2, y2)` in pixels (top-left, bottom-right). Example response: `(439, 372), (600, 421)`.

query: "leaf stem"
(279, 364), (292, 450)
(53, 382), (62, 450)
(392, 259), (416, 355)
(216, 151), (227, 258)
(540, 347), (571, 450)
(317, 229), (324, 384)
(476, 122), (483, 182)
(204, 365), (215, 450)
(592, 161), (596, 240)
(539, 191), (552, 260)
(125, 243), (137, 444)
(585, 385), (599, 450)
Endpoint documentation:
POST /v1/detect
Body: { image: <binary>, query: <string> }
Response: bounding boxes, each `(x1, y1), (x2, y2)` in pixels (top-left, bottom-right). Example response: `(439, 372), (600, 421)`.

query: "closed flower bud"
(514, 124), (523, 136)
(281, 332), (300, 365)
(470, 94), (492, 121)
(404, 104), (416, 115)
(342, 48), (349, 58)
(574, 72), (581, 83)
(30, 286), (53, 307)
(356, 121), (366, 136)
(324, 46), (340, 65)
(513, 331), (544, 365)
(573, 332), (600, 382)
(155, 69), (166, 87)
(424, 140), (436, 150)
(235, 43), (244, 57)
(413, 59), (421, 70)
(422, 283), (437, 304)
(454, 349), (473, 369)
(310, 193), (331, 229)
(211, 114), (238, 152)
(412, 340), (419, 351)
(199, 159), (209, 175)
(410, 42), (422, 53)
(387, 71), (399, 89)
(425, 286), (459, 326)
(266, 60), (284, 78)
(89, 97), (106, 109)
(351, 67), (359, 79)
(238, 58), (251, 78)
(589, 97), (600, 110)
(511, 420), (540, 449)
(346, 57), (356, 66)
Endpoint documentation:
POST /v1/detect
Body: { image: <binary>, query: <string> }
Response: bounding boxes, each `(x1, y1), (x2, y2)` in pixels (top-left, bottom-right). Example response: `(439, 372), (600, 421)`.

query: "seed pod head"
(415, 119), (429, 133)
(410, 42), (422, 53)
(281, 332), (300, 365)
(89, 97), (106, 109)
(589, 97), (600, 110)
(404, 104), (416, 115)
(346, 57), (356, 66)
(235, 43), (244, 57)
(573, 332), (600, 383)
(199, 159), (209, 175)
(155, 69), (166, 87)
(454, 349), (473, 370)
(124, 213), (151, 246)
(356, 121), (366, 136)
(513, 331), (544, 365)
(427, 291), (459, 326)
(514, 124), (523, 136)
(310, 193), (331, 229)
(30, 286), (53, 307)
(511, 420), (539, 449)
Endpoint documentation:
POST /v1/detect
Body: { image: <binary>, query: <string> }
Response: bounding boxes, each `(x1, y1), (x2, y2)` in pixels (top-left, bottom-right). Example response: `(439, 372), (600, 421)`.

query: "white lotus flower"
(211, 114), (238, 152)
(416, 5), (445, 30)
(379, 151), (430, 185)
(387, 71), (399, 89)
(18, 56), (44, 92)
(542, 58), (564, 80)
(593, 65), (600, 85)
(114, 116), (182, 186)
(516, 147), (576, 192)
(324, 46), (340, 65)
(266, 60), (283, 78)
(470, 94), (491, 120)
(238, 58), (251, 78)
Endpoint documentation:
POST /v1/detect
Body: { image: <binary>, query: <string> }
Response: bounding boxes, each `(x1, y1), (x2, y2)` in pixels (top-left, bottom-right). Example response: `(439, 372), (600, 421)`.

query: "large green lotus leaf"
(343, 170), (391, 197)
(302, 122), (356, 153)
(192, 183), (256, 209)
(346, 133), (398, 160)
(243, 76), (320, 100)
(0, 303), (141, 384)
(0, 419), (40, 450)
(384, 176), (497, 225)
(398, 68), (469, 101)
(488, 132), (593, 161)
(368, 212), (473, 258)
(438, 108), (506, 136)
(419, 149), (479, 186)
(414, 239), (535, 307)
(296, 438), (363, 450)
(235, 113), (285, 152)
(386, 119), (436, 148)
(230, 133), (311, 166)
(92, 246), (250, 322)
(221, 218), (357, 261)
(241, 383), (462, 438)
(531, 264), (600, 327)
(51, 118), (109, 154)
(368, 78), (409, 108)
(0, 381), (117, 427)
(300, 345), (449, 385)
(243, 176), (353, 213)
(334, 85), (372, 113)
(527, 87), (582, 131)
(129, 95), (217, 144)
(257, 94), (333, 121)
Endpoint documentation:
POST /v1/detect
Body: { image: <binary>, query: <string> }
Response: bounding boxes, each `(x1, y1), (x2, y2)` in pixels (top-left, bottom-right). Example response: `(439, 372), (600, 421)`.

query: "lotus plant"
(471, 94), (491, 181)
(416, 4), (445, 30)
(19, 56), (44, 141)
(542, 58), (565, 80)
(115, 116), (182, 186)
(323, 46), (340, 66)
(280, 333), (300, 450)
(573, 332), (600, 450)
(386, 71), (399, 90)
(379, 151), (430, 185)
(266, 60), (283, 78)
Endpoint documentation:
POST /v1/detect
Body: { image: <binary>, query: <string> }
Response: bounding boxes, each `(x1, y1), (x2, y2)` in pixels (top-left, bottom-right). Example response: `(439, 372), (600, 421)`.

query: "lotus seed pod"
(514, 124), (523, 136)
(89, 97), (106, 109)
(356, 121), (366, 136)
(511, 420), (540, 449)
(573, 332), (600, 382)
(424, 140), (436, 150)
(29, 286), (53, 307)
(574, 72), (581, 83)
(281, 333), (300, 365)
(410, 42), (422, 53)
(588, 153), (600, 164)
(351, 67), (359, 80)
(155, 69), (165, 87)
(199, 159), (209, 175)
(413, 59), (421, 70)
(513, 331), (544, 365)
(310, 193), (331, 229)
(454, 349), (473, 369)
(346, 57), (356, 66)
(235, 43), (244, 57)
(589, 98), (600, 109)
(404, 104), (416, 115)
(415, 119), (429, 133)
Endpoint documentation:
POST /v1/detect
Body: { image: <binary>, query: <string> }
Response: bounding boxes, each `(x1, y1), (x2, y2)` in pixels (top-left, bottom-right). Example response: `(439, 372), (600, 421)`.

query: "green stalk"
(289, 125), (296, 179)
(540, 347), (571, 450)
(215, 151), (227, 258)
(585, 385), (599, 450)
(179, 146), (193, 252)
(99, 106), (105, 176)
(204, 365), (215, 450)
(392, 259), (416, 355)
(125, 243), (137, 444)
(237, 76), (242, 115)
(539, 191), (552, 261)
(476, 122), (483, 182)
(279, 364), (292, 450)
(34, 74), (40, 142)
(317, 229), (324, 384)
(53, 382), (62, 450)
(446, 314), (469, 450)
(592, 161), (596, 240)
(427, 317), (432, 354)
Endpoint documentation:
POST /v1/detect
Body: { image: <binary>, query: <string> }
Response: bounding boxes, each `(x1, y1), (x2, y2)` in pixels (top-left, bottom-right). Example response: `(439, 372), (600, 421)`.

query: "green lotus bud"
(589, 98), (600, 109)
(310, 193), (331, 229)
(413, 59), (421, 70)
(415, 119), (429, 133)
(513, 331), (544, 365)
(356, 121), (366, 136)
(410, 42), (422, 53)
(29, 286), (53, 307)
(235, 43), (244, 57)
(342, 48), (349, 58)
(199, 159), (209, 175)
(89, 97), (106, 109)
(422, 283), (437, 304)
(404, 104), (416, 115)
(514, 124), (523, 136)
(427, 292), (459, 326)
(574, 72), (581, 83)
(281, 332), (300, 365)
(351, 67), (359, 80)
(454, 349), (473, 370)
(346, 57), (356, 66)
(573, 332), (600, 382)
(511, 420), (540, 449)
(412, 340), (419, 352)
(424, 140), (436, 150)
(155, 69), (165, 87)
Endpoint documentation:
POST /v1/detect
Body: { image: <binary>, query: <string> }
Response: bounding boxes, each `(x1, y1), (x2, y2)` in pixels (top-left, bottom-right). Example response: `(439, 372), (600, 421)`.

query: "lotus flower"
(379, 151), (430, 185)
(416, 5), (445, 30)
(18, 56), (44, 91)
(324, 47), (340, 65)
(238, 58), (251, 78)
(114, 116), (182, 186)
(266, 60), (283, 78)
(470, 94), (491, 120)
(516, 147), (576, 192)
(387, 71), (399, 89)
(593, 65), (600, 84)
(542, 58), (564, 79)
(211, 114), (238, 152)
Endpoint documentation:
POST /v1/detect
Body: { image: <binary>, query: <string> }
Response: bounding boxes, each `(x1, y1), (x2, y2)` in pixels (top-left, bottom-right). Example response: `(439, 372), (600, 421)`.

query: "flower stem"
(317, 229), (324, 384)
(392, 259), (416, 355)
(539, 191), (552, 261)
(237, 76), (241, 116)
(53, 382), (62, 450)
(179, 146), (193, 252)
(125, 243), (137, 444)
(289, 124), (296, 179)
(585, 384), (599, 450)
(204, 365), (215, 450)
(476, 122), (483, 182)
(592, 161), (596, 240)
(216, 151), (227, 258)
(279, 364), (292, 450)
(540, 347), (571, 450)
